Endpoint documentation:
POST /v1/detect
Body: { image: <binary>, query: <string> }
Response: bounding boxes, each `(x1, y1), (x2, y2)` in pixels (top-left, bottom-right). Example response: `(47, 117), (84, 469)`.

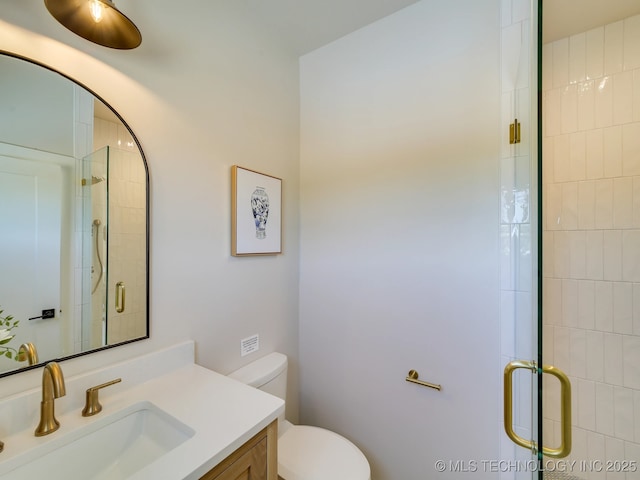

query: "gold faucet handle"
(82, 378), (122, 417)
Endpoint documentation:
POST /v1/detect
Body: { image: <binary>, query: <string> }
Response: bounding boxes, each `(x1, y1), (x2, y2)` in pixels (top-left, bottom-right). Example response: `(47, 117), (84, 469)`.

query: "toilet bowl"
(228, 352), (371, 480)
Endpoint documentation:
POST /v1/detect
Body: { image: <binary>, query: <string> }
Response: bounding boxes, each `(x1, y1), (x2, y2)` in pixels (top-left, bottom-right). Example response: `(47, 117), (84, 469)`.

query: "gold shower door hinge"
(509, 119), (521, 144)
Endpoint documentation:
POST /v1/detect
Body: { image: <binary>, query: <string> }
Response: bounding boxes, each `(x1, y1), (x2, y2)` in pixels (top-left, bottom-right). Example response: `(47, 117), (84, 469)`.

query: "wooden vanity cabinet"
(200, 420), (278, 480)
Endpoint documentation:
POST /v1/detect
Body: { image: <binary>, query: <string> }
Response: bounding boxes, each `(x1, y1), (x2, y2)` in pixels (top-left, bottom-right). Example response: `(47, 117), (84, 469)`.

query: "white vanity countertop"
(0, 342), (284, 480)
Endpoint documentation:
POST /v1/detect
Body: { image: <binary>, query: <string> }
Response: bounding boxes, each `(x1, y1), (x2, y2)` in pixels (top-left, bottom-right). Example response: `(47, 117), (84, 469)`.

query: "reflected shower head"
(82, 175), (106, 186)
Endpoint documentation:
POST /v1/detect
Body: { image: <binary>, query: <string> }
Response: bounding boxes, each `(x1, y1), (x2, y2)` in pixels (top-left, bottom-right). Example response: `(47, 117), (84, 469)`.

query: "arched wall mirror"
(0, 51), (149, 377)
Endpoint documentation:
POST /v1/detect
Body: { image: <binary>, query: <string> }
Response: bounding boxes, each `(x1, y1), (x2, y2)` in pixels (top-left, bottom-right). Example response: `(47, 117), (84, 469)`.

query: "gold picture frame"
(231, 165), (282, 256)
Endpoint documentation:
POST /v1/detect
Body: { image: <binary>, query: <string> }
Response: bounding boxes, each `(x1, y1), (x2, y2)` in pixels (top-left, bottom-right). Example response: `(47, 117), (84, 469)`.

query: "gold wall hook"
(405, 369), (442, 391)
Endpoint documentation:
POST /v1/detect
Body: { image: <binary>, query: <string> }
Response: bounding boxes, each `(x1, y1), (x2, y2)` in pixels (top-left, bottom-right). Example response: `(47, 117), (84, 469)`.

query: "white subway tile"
(570, 328), (586, 377)
(570, 131), (587, 180)
(547, 183), (563, 230)
(623, 122), (640, 177)
(586, 431), (607, 477)
(604, 230), (623, 281)
(613, 177), (633, 228)
(543, 322), (555, 363)
(635, 390), (640, 443)
(543, 42), (553, 91)
(604, 21), (624, 76)
(501, 290), (516, 357)
(501, 0), (512, 28)
(586, 128), (604, 179)
(595, 77), (614, 128)
(635, 283), (640, 335)
(543, 231), (555, 277)
(554, 134), (571, 182)
(563, 182), (579, 230)
(633, 177), (640, 227)
(569, 32), (587, 84)
(595, 179), (614, 229)
(554, 326), (571, 373)
(511, 0), (529, 23)
(595, 382), (615, 436)
(562, 279), (579, 326)
(603, 126), (623, 178)
(578, 379), (596, 430)
(595, 281), (614, 332)
(623, 335), (640, 389)
(514, 291), (532, 358)
(578, 80), (596, 131)
(553, 38), (570, 88)
(578, 280), (596, 330)
(622, 230), (640, 282)
(586, 231), (604, 280)
(613, 71), (634, 124)
(604, 333), (624, 385)
(545, 277), (562, 325)
(624, 14), (640, 71)
(570, 231), (587, 280)
(543, 136), (554, 184)
(561, 84), (579, 134)
(586, 330), (605, 382)
(502, 22), (522, 92)
(614, 387), (635, 441)
(626, 443), (640, 480)
(613, 282), (633, 334)
(586, 27), (605, 80)
(545, 88), (562, 137)
(603, 437), (625, 477)
(634, 69), (640, 122)
(554, 231), (571, 278)
(501, 225), (515, 289)
(578, 180), (596, 229)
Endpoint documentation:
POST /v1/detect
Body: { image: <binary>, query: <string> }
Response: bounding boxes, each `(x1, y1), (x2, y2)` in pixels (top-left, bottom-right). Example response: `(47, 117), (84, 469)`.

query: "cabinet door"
(211, 438), (267, 480)
(200, 420), (277, 480)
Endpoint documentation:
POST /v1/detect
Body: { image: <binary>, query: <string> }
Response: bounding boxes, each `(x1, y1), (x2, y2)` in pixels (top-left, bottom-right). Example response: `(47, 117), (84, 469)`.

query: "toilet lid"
(278, 425), (371, 480)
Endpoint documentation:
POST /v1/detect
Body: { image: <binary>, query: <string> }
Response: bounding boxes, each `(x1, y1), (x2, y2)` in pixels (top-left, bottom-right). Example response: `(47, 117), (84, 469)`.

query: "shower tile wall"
(543, 14), (640, 475)
(94, 118), (147, 345)
(500, 0), (536, 477)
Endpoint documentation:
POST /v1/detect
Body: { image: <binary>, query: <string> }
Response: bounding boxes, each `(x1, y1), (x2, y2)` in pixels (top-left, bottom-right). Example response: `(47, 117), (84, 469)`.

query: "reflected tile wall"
(543, 13), (640, 476)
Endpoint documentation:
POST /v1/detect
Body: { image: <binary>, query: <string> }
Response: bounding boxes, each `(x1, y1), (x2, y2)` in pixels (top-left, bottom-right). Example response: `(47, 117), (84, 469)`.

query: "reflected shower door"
(82, 146), (108, 350)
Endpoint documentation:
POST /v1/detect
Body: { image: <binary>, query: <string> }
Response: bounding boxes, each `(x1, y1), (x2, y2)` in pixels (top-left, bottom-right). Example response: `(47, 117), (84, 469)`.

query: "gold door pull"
(405, 370), (442, 391)
(82, 378), (122, 417)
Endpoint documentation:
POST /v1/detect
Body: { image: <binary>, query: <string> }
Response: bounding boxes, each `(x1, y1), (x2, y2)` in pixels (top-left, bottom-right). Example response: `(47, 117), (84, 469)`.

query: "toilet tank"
(228, 352), (288, 401)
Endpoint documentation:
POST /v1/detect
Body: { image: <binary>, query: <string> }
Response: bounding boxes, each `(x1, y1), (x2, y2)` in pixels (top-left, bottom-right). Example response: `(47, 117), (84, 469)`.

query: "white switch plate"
(241, 334), (259, 357)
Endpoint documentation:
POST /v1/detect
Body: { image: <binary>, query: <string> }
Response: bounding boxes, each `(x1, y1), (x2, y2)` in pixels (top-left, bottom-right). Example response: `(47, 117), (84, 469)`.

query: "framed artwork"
(231, 165), (282, 256)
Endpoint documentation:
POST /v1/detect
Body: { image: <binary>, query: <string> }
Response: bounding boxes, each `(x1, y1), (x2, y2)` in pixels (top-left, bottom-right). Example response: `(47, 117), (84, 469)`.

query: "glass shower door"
(539, 1), (640, 478)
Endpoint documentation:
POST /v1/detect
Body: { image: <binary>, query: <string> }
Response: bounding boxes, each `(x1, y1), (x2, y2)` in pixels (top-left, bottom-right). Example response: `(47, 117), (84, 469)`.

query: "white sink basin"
(1, 401), (195, 480)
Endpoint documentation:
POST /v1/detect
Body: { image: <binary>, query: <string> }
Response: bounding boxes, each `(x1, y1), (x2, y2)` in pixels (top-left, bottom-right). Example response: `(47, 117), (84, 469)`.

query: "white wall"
(0, 4), (301, 419)
(299, 1), (503, 478)
(542, 13), (640, 469)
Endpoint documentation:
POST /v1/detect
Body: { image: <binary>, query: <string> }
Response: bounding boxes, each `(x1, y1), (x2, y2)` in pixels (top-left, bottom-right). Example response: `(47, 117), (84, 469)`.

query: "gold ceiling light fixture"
(44, 0), (142, 49)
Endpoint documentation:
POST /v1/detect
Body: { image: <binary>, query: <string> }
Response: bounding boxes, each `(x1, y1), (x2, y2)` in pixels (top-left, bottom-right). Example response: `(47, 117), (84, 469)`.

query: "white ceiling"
(544, 0), (640, 42)
(244, 0), (420, 54)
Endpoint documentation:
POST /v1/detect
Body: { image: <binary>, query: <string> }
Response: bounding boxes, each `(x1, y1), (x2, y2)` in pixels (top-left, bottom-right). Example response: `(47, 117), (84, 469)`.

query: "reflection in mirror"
(0, 52), (148, 377)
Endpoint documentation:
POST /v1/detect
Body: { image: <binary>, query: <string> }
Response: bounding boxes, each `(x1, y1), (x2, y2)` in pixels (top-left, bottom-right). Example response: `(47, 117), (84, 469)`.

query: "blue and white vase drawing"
(251, 186), (269, 239)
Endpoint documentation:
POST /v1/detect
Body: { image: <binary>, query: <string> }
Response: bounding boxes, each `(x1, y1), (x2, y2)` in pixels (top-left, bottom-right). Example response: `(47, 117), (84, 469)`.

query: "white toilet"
(228, 352), (371, 480)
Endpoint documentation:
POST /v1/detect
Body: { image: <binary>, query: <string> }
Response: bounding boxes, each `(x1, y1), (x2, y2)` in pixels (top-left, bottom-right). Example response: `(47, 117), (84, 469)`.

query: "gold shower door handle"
(115, 281), (125, 313)
(503, 360), (572, 458)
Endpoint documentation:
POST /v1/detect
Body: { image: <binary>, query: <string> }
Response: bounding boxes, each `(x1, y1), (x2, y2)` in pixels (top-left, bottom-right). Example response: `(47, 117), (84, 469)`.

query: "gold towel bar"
(406, 370), (441, 391)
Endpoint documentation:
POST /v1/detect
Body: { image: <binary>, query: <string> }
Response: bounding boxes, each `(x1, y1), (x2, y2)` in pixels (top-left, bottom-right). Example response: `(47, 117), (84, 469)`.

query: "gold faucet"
(17, 343), (39, 365)
(34, 362), (66, 437)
